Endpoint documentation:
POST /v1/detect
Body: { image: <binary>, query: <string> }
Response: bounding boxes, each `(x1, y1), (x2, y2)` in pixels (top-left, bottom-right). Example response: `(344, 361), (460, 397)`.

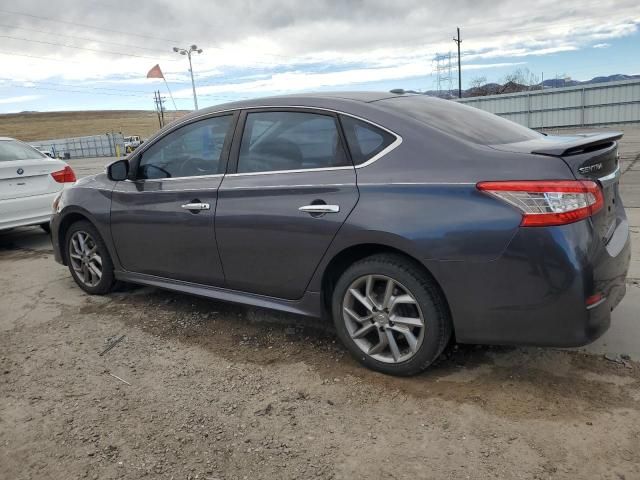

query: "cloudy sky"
(0, 0), (638, 113)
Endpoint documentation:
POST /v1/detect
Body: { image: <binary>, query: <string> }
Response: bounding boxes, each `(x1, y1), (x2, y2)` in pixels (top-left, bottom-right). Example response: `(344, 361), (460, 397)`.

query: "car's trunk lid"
(491, 132), (623, 243)
(0, 158), (65, 201)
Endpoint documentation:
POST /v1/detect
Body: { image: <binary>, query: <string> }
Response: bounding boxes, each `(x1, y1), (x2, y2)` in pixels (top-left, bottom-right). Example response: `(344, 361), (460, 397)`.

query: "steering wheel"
(177, 157), (213, 177)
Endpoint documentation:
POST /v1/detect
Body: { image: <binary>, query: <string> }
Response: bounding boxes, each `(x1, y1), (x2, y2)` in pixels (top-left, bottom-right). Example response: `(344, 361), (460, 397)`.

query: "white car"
(0, 137), (76, 233)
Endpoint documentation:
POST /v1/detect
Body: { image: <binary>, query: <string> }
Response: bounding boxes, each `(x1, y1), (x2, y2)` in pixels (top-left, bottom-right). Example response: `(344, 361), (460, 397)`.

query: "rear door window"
(340, 115), (397, 164)
(237, 111), (350, 173)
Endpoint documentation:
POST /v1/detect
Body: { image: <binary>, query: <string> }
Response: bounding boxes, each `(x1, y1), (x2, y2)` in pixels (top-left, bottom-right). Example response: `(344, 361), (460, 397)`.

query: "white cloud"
(0, 94), (41, 105)
(174, 61), (525, 98)
(0, 0), (638, 107)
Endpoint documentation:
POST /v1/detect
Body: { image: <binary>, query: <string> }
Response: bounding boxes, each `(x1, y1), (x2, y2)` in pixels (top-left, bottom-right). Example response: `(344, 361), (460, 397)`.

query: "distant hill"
(542, 74), (640, 89)
(412, 74), (640, 99)
(0, 110), (189, 142)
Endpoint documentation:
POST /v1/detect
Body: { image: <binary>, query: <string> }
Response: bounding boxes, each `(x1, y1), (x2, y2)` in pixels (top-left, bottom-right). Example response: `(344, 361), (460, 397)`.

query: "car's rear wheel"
(332, 254), (451, 376)
(65, 221), (115, 295)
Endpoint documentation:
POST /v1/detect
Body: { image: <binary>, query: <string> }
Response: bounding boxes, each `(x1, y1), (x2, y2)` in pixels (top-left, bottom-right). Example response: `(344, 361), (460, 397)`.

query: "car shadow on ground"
(0, 226), (53, 253)
(76, 283), (640, 418)
(0, 227), (55, 267)
(4, 224), (639, 419)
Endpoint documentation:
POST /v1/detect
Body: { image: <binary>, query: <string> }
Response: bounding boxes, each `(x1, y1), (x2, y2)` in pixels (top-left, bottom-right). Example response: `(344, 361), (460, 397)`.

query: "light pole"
(173, 44), (203, 110)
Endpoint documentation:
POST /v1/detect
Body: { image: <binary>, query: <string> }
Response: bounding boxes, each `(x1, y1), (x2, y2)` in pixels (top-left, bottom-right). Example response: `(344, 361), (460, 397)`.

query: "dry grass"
(0, 110), (189, 142)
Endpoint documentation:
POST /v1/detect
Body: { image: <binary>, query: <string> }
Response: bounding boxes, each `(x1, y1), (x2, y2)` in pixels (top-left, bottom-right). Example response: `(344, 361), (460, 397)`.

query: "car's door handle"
(181, 202), (210, 211)
(299, 204), (340, 214)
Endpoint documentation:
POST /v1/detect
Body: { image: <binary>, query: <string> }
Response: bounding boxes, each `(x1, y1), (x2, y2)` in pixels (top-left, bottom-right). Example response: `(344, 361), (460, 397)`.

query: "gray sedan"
(50, 92), (630, 376)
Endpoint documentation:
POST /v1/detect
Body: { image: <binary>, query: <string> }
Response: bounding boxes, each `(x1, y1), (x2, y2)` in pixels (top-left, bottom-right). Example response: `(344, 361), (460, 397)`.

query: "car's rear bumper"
(0, 191), (60, 231)
(428, 215), (631, 347)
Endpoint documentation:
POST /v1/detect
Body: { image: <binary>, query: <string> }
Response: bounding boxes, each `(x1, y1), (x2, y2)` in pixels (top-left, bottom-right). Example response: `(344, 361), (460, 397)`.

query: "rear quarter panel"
(308, 121), (577, 291)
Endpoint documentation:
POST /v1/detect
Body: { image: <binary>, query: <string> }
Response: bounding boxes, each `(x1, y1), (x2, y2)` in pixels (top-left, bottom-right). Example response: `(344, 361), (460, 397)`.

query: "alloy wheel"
(342, 274), (425, 363)
(68, 231), (103, 288)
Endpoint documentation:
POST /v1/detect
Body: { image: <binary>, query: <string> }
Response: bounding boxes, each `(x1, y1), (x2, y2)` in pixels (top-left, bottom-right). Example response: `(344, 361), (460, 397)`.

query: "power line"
(3, 79), (152, 95)
(5, 84), (150, 97)
(0, 34), (176, 61)
(0, 23), (172, 54)
(0, 8), (180, 43)
(0, 49), (85, 64)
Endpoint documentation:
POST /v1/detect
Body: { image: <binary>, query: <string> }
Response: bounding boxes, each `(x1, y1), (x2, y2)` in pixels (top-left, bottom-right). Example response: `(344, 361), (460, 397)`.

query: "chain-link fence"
(30, 133), (126, 159)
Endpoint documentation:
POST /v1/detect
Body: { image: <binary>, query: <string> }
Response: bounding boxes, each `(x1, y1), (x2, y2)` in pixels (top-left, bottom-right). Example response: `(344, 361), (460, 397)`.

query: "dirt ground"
(0, 110), (188, 142)
(1, 228), (639, 480)
(2, 125), (640, 479)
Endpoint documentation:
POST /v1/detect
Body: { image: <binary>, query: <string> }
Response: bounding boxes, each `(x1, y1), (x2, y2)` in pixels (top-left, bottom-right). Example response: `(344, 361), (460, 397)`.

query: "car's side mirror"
(107, 159), (129, 181)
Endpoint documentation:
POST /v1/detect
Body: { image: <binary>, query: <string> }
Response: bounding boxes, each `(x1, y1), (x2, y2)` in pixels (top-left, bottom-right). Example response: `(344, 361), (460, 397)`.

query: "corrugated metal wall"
(456, 79), (640, 128)
(30, 133), (125, 158)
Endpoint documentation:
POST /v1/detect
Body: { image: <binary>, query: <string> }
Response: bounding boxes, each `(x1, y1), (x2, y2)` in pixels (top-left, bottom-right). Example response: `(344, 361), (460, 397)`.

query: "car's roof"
(187, 91), (412, 118)
(0, 137), (17, 141)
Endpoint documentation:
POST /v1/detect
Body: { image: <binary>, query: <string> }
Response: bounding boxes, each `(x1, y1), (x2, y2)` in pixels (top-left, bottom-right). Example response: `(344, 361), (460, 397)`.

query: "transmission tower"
(432, 52), (453, 97)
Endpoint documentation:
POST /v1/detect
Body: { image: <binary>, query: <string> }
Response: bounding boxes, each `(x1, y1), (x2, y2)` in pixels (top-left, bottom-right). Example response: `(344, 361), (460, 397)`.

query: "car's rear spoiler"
(531, 132), (623, 156)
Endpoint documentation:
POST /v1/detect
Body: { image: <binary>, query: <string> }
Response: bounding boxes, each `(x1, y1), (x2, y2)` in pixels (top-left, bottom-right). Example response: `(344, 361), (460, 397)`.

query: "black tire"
(40, 222), (51, 234)
(65, 220), (116, 295)
(332, 253), (451, 376)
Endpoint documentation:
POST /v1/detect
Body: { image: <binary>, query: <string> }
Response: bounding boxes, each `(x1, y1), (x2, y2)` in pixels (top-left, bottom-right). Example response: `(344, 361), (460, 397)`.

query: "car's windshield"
(0, 140), (46, 161)
(379, 96), (543, 145)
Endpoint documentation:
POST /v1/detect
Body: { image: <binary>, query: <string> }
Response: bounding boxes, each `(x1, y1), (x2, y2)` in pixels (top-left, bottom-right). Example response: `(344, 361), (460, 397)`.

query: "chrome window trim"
(223, 183), (354, 190)
(124, 173), (224, 183)
(113, 187), (222, 193)
(132, 105), (403, 180)
(225, 165), (355, 177)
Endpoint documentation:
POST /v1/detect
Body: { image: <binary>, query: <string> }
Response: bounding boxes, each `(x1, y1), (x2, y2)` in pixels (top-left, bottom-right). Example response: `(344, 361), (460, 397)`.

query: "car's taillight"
(477, 180), (604, 227)
(51, 165), (76, 183)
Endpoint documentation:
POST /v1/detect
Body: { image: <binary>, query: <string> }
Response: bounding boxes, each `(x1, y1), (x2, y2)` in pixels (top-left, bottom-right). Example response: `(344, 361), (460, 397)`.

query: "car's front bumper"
(427, 215), (631, 347)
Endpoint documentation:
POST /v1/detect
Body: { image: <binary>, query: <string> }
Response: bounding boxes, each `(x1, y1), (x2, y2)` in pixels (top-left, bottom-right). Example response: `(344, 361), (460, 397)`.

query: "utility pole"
(173, 44), (203, 110)
(159, 92), (166, 127)
(153, 91), (163, 128)
(453, 27), (462, 98)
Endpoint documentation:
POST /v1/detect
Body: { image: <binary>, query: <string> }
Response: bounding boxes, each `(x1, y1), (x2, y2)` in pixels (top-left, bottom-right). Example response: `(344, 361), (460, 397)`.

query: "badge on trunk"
(17, 168), (24, 175)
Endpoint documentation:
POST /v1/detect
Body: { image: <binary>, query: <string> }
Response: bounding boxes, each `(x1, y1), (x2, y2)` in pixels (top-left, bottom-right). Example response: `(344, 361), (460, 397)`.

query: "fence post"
(581, 87), (586, 127)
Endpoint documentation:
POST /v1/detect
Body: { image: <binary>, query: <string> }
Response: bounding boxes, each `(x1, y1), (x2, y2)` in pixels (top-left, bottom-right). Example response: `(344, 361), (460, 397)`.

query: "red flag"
(146, 64), (164, 79)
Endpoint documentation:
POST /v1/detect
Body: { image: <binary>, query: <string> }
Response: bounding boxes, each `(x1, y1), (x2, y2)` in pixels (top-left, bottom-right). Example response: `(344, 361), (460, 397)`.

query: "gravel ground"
(2, 126), (640, 480)
(1, 234), (639, 480)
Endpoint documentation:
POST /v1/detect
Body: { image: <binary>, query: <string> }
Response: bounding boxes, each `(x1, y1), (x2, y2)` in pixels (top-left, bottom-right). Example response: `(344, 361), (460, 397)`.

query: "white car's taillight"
(477, 180), (604, 226)
(51, 165), (77, 183)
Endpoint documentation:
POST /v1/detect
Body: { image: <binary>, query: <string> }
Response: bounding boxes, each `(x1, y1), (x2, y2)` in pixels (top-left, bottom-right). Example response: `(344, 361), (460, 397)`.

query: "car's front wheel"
(65, 220), (116, 295)
(332, 254), (452, 376)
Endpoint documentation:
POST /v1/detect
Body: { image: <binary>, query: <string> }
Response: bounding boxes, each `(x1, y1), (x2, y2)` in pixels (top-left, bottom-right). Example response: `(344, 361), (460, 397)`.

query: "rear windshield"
(378, 96), (542, 145)
(0, 140), (45, 161)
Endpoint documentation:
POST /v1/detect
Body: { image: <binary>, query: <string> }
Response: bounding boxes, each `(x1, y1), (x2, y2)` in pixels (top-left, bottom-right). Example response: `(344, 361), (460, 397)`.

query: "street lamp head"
(172, 47), (179, 52)
(180, 50), (187, 55)
(197, 49), (203, 54)
(190, 44), (198, 51)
